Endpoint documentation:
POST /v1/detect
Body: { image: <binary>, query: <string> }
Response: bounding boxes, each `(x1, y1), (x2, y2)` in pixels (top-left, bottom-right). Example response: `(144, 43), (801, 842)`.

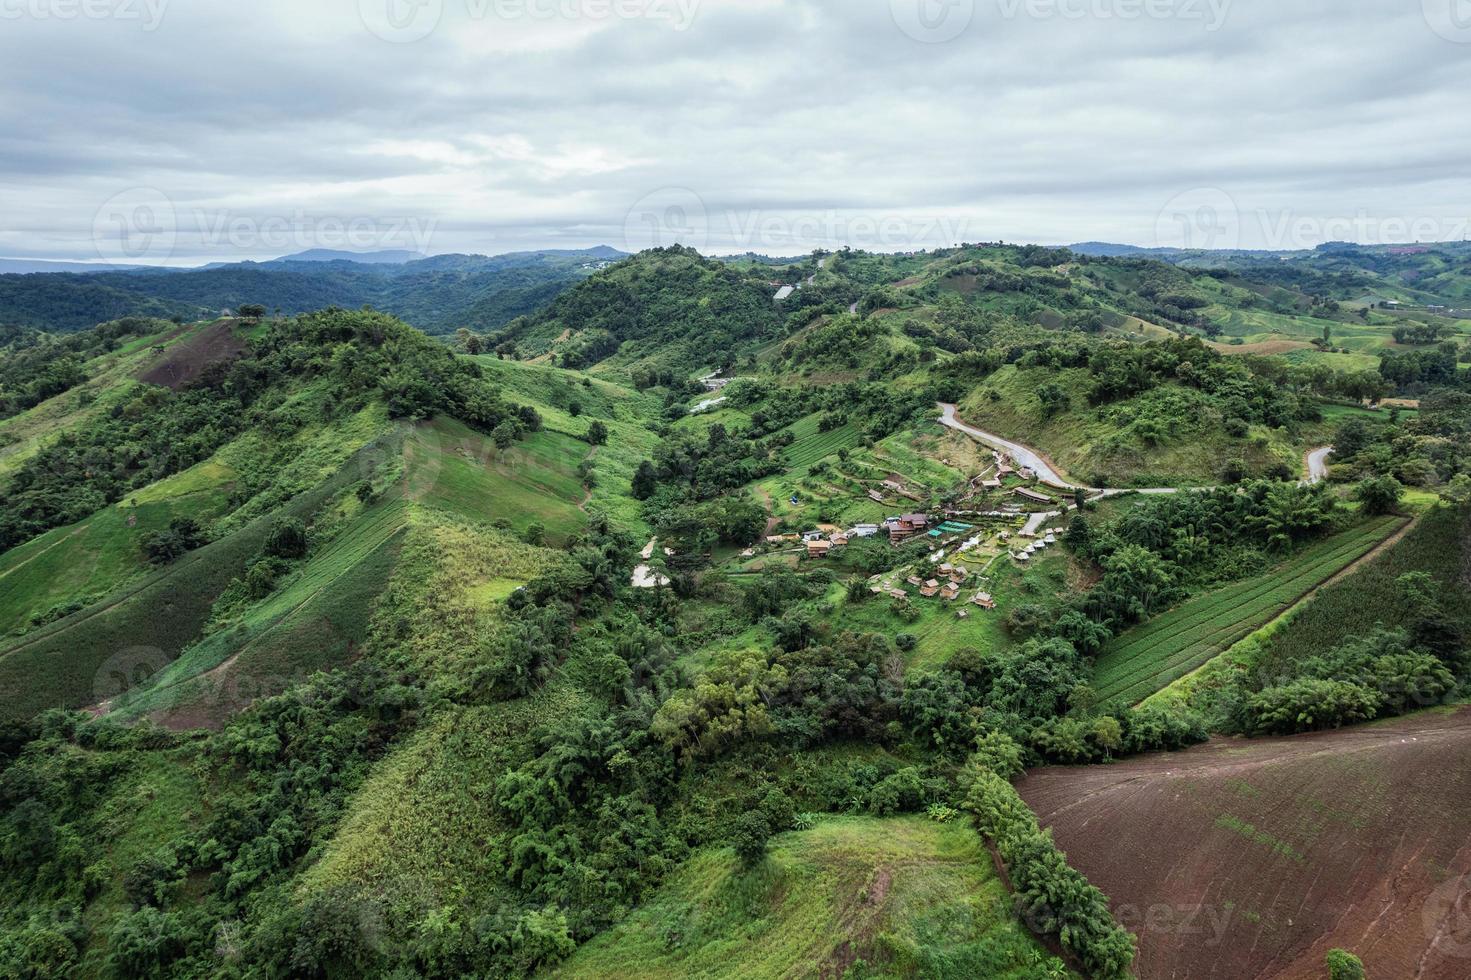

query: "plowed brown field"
(1017, 708), (1471, 979)
(137, 319), (247, 389)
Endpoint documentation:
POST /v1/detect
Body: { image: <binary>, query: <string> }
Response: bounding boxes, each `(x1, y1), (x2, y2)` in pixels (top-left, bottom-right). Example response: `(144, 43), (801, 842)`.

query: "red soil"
(1016, 708), (1471, 979)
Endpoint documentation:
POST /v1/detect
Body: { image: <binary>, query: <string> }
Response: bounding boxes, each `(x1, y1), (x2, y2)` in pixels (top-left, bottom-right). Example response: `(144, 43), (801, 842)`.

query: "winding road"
(1306, 445), (1335, 483)
(937, 403), (1332, 494)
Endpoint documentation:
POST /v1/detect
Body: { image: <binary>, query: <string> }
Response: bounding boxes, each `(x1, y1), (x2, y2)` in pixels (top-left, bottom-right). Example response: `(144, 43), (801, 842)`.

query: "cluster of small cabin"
(1011, 531), (1059, 563)
(767, 522), (885, 559)
(885, 513), (931, 542)
(883, 559), (998, 612)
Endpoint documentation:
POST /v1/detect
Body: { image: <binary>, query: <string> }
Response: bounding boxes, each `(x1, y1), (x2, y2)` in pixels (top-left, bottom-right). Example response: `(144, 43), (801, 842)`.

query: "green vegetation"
(1093, 516), (1404, 704)
(553, 816), (1064, 980)
(963, 762), (1133, 978)
(0, 242), (1468, 979)
(0, 250), (603, 334)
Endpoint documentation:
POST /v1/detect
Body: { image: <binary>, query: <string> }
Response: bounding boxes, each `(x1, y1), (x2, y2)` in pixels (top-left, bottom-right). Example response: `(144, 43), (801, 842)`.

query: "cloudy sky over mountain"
(2, 0), (1468, 264)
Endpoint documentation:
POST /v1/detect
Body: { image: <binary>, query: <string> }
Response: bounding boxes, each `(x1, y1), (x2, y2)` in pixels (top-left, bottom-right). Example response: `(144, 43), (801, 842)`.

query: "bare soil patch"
(1016, 708), (1471, 979)
(137, 320), (248, 390)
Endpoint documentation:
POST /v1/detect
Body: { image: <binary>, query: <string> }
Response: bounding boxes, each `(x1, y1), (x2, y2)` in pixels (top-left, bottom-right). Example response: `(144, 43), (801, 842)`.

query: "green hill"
(552, 816), (1067, 980)
(493, 246), (784, 377)
(0, 245), (1466, 980)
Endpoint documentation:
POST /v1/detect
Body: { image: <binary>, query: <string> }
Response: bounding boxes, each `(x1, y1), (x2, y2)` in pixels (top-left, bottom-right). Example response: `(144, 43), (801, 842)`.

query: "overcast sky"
(1, 0), (1468, 265)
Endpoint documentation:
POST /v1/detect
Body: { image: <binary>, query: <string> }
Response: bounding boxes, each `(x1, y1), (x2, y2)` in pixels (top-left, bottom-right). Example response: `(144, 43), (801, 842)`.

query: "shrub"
(264, 518), (309, 559)
(1326, 948), (1366, 980)
(730, 812), (772, 867)
(1354, 475), (1403, 515)
(141, 518), (206, 565)
(1244, 679), (1382, 735)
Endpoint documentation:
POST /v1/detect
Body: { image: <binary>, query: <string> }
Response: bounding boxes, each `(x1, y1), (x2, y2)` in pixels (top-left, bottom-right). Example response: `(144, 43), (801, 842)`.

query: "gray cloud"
(0, 0), (1467, 264)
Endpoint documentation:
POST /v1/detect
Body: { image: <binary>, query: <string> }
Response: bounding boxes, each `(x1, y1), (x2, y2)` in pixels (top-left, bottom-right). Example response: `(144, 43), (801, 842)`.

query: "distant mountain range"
(0, 258), (155, 274)
(0, 246), (629, 334)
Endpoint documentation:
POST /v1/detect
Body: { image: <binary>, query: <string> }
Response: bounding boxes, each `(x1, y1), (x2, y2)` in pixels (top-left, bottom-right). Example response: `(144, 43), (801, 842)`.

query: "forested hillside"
(0, 244), (1467, 979)
(0, 249), (613, 335)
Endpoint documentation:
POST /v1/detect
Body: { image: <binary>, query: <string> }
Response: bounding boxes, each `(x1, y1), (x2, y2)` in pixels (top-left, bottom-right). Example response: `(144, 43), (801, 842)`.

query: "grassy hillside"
(553, 816), (1066, 980)
(957, 364), (1304, 487)
(0, 247), (1467, 980)
(494, 246), (783, 377)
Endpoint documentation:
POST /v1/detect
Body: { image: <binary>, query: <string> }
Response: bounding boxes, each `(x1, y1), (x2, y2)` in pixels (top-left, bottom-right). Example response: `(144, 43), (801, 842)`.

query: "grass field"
(110, 498), (412, 727)
(407, 417), (590, 543)
(0, 435), (397, 722)
(0, 460), (238, 634)
(1257, 506), (1471, 677)
(830, 548), (1076, 671)
(0, 320), (190, 481)
(467, 358), (665, 534)
(552, 816), (1066, 980)
(777, 413), (865, 473)
(1093, 516), (1406, 704)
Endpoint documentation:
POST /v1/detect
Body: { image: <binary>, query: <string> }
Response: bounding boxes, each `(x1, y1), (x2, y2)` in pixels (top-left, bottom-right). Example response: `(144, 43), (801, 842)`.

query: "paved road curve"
(1306, 445), (1334, 484)
(938, 403), (1331, 494)
(937, 403), (1186, 494)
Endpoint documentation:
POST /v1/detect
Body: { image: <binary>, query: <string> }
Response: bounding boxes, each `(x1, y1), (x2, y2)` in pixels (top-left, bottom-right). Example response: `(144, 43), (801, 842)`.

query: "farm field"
(753, 423), (973, 533)
(406, 417), (590, 543)
(110, 498), (411, 729)
(1092, 516), (1406, 704)
(776, 413), (864, 473)
(1257, 506), (1471, 677)
(0, 459), (237, 633)
(551, 815), (1065, 980)
(0, 433), (391, 722)
(1017, 707), (1471, 980)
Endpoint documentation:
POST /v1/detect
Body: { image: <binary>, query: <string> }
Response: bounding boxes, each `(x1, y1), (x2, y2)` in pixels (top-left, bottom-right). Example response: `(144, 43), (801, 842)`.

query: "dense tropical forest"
(0, 242), (1468, 979)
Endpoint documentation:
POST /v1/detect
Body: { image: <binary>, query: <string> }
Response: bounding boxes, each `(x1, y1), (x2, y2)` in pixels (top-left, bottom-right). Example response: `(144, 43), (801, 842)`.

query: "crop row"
(1093, 518), (1402, 702)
